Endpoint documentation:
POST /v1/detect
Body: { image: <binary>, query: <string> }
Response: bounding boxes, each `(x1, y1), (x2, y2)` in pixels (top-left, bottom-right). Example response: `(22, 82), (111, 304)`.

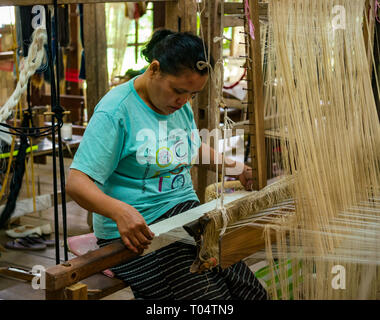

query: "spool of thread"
(61, 123), (72, 141)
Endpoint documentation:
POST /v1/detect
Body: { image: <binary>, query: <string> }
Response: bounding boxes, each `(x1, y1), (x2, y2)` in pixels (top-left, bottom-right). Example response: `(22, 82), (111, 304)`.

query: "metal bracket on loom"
(183, 215), (217, 273)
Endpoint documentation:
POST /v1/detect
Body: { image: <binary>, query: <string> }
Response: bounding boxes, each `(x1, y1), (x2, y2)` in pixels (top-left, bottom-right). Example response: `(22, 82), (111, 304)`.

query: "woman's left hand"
(238, 165), (254, 191)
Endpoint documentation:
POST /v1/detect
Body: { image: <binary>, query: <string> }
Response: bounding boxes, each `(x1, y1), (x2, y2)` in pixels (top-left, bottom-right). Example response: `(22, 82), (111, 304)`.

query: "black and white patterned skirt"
(97, 200), (267, 300)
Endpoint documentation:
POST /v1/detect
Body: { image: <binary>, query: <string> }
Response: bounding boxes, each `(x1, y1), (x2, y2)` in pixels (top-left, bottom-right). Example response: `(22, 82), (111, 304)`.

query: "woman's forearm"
(66, 169), (154, 253)
(66, 169), (129, 222)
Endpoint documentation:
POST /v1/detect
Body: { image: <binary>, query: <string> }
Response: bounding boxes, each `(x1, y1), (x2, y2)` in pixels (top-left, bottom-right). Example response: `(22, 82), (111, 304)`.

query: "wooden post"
(65, 283), (88, 300)
(195, 0), (222, 204)
(66, 4), (80, 96)
(246, 0), (266, 190)
(83, 3), (108, 120)
(165, 0), (197, 32)
(153, 1), (166, 30)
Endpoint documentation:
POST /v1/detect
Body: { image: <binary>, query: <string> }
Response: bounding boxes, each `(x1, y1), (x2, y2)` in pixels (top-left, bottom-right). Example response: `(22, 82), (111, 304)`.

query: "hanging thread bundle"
(0, 27), (47, 123)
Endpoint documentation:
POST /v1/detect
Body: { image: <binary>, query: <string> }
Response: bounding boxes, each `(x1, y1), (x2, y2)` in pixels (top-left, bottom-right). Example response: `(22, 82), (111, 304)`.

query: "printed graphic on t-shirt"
(136, 124), (198, 193)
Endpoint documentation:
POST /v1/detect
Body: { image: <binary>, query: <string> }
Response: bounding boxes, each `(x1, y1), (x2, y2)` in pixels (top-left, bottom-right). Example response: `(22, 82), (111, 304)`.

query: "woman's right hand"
(115, 205), (155, 254)
(66, 169), (155, 254)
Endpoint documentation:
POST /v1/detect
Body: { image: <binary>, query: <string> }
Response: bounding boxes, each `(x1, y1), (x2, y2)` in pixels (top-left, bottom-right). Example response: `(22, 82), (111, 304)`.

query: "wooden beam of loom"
(192, 176), (294, 272)
(245, 0), (267, 191)
(220, 226), (272, 269)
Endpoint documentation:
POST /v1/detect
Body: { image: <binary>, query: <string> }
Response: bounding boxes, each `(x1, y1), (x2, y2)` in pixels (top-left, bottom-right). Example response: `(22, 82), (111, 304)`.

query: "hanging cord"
(214, 0), (230, 232)
(195, 0), (231, 233)
(213, 61), (223, 210)
(214, 0), (221, 209)
(52, 1), (69, 262)
(219, 105), (229, 236)
(219, 104), (237, 236)
(195, 0), (219, 207)
(45, 4), (66, 264)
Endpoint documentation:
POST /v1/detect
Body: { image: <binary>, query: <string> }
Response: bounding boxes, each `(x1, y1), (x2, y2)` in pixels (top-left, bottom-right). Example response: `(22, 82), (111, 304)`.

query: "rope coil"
(0, 27), (47, 123)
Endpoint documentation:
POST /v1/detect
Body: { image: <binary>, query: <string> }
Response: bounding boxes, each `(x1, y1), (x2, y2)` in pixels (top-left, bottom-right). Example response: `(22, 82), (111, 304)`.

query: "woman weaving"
(66, 29), (267, 300)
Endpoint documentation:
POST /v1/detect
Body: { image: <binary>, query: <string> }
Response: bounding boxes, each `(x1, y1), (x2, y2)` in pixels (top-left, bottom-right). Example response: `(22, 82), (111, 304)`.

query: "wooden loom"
(45, 0), (379, 300)
(37, 0), (276, 300)
(1, 0), (377, 300)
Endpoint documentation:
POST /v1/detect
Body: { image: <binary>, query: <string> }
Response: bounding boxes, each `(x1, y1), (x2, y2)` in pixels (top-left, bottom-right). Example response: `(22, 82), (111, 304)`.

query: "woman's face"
(146, 62), (208, 115)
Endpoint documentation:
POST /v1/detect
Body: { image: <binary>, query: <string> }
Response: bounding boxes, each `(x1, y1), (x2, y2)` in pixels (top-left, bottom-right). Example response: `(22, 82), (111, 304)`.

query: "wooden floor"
(0, 155), (135, 300)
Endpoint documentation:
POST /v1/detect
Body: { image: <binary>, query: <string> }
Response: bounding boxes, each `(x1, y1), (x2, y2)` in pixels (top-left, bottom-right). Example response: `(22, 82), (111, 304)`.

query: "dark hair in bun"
(141, 29), (214, 76)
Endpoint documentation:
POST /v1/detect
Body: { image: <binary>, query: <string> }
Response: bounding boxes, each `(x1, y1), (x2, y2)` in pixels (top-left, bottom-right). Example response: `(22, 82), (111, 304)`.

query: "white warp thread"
(219, 112), (236, 237)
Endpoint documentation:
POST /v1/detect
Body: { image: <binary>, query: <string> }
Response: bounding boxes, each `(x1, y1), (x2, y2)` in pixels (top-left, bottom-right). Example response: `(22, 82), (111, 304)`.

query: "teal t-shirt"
(70, 76), (201, 239)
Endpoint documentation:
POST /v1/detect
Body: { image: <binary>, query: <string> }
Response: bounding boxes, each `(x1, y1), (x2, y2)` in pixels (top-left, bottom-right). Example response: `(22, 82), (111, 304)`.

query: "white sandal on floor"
(5, 225), (42, 238)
